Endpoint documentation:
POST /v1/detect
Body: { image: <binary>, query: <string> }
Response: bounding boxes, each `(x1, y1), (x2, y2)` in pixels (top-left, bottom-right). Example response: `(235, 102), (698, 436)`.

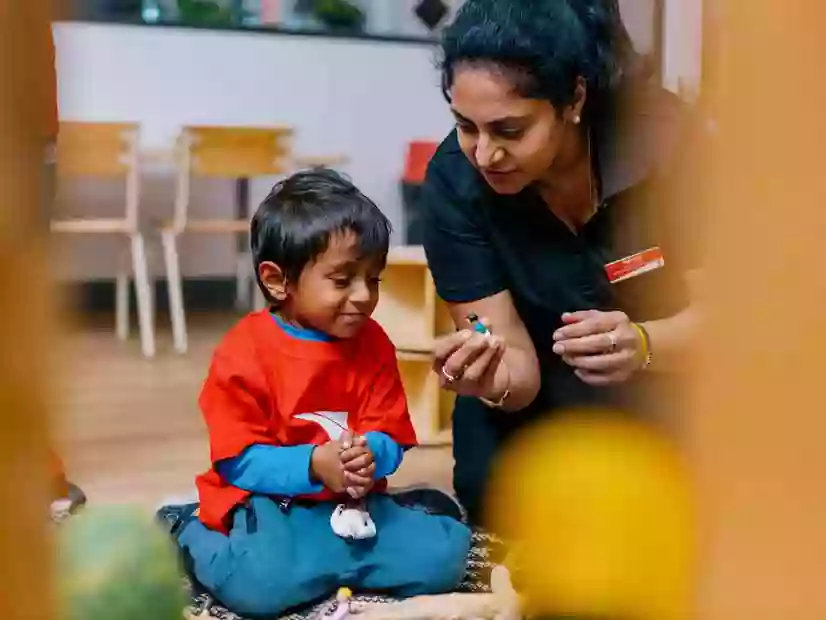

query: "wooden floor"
(53, 313), (454, 510)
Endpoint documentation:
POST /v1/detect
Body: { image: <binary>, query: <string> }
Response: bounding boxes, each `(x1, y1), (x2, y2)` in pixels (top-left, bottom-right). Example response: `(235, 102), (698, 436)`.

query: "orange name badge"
(605, 246), (665, 284)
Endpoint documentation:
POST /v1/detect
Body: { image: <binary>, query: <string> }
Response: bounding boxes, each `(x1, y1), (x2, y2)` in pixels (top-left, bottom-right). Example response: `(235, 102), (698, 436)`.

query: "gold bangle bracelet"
(633, 322), (653, 370)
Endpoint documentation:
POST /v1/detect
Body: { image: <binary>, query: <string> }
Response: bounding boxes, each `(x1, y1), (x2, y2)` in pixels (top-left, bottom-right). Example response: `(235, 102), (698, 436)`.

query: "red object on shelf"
(404, 140), (439, 184)
(260, 0), (281, 24)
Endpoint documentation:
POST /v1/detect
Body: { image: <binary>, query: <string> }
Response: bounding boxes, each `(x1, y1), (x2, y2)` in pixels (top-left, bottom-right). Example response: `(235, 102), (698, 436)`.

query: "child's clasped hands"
(310, 431), (376, 498)
(311, 432), (379, 540)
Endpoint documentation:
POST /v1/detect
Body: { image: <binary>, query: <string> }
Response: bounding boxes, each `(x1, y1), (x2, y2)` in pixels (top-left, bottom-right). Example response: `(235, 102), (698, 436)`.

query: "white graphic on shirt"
(294, 411), (350, 440)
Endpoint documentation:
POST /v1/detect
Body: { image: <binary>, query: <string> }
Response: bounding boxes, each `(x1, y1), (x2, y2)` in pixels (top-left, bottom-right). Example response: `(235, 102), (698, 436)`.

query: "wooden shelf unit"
(375, 246), (455, 445)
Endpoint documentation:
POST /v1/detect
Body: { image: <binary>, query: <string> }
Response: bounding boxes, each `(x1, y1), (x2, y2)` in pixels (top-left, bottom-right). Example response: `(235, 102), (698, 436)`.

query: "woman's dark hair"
(251, 168), (391, 302)
(439, 0), (642, 118)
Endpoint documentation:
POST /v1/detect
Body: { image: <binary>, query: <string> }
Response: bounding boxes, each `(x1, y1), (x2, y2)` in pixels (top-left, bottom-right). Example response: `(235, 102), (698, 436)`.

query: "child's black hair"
(251, 168), (392, 303)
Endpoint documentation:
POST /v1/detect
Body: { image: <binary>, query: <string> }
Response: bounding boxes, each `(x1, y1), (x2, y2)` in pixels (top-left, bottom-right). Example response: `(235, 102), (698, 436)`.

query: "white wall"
(54, 21), (453, 280)
(619, 0), (656, 56)
(662, 0), (703, 96)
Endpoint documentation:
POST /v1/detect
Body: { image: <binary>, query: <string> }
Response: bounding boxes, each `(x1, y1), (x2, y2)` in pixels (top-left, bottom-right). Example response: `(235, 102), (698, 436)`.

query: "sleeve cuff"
(298, 444), (325, 494)
(365, 431), (404, 479)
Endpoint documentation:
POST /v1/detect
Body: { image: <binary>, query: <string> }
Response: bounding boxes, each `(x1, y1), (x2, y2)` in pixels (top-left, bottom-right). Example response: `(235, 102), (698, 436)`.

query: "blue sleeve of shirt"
(216, 444), (324, 496)
(365, 432), (405, 479)
(217, 433), (404, 496)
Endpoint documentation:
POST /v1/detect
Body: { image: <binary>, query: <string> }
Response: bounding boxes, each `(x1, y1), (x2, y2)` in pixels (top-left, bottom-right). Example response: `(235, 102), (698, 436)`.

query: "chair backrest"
(172, 125), (294, 232)
(57, 122), (139, 177)
(184, 125), (294, 178)
(56, 122), (141, 227)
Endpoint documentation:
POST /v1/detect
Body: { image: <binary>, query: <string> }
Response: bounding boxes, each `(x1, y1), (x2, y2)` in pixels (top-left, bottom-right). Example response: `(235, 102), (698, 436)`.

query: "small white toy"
(330, 501), (376, 540)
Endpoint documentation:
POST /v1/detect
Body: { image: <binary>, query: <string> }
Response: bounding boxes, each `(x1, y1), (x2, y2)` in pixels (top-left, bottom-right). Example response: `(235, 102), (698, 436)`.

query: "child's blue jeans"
(177, 494), (472, 617)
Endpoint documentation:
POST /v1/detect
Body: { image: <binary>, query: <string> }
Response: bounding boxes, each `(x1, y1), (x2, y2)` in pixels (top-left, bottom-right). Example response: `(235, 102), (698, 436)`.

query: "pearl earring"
(573, 115), (581, 125)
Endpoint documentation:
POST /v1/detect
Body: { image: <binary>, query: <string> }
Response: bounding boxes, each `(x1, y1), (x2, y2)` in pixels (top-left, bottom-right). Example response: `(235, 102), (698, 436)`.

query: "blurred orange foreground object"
(1, 1), (59, 619)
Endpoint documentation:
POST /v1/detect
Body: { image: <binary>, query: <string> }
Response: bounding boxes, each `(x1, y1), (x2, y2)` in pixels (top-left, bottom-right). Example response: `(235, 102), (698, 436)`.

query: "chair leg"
(161, 230), (188, 354)
(115, 269), (130, 341)
(130, 233), (156, 358)
(115, 241), (132, 341)
(144, 241), (158, 324)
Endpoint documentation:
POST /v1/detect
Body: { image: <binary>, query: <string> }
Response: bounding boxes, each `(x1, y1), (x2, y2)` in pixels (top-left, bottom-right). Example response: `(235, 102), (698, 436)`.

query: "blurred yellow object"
(485, 411), (695, 620)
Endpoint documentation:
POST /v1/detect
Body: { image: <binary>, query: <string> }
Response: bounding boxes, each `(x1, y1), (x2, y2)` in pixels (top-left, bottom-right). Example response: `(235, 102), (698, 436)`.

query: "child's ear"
(258, 262), (288, 302)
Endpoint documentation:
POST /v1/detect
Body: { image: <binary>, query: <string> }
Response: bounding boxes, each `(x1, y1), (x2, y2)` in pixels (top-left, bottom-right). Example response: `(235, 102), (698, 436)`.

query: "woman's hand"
(552, 310), (644, 386)
(432, 318), (508, 400)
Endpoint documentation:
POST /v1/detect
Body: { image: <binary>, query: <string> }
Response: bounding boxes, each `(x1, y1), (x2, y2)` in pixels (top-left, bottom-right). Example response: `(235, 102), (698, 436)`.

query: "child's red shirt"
(195, 311), (417, 533)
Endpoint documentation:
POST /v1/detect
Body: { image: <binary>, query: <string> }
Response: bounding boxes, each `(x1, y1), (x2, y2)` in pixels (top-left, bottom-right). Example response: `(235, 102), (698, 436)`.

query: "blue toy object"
(466, 313), (490, 335)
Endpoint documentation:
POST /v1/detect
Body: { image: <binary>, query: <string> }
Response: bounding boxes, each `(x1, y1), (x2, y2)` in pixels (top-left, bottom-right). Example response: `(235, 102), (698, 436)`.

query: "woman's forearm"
(639, 304), (700, 372)
(486, 345), (541, 412)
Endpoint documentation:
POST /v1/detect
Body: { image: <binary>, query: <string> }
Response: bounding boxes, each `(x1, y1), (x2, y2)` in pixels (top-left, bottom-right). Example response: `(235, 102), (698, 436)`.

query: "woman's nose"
(475, 135), (500, 168)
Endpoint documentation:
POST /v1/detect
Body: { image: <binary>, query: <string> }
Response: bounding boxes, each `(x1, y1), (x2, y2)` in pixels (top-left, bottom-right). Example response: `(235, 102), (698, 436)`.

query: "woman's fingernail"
(553, 344), (565, 355)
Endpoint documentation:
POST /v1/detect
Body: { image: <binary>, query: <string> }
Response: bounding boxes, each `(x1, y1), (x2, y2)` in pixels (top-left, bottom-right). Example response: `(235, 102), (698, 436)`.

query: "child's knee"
(215, 549), (331, 617)
(177, 519), (234, 593)
(399, 516), (472, 595)
(423, 518), (473, 592)
(217, 562), (294, 617)
(182, 499), (346, 616)
(178, 521), (297, 616)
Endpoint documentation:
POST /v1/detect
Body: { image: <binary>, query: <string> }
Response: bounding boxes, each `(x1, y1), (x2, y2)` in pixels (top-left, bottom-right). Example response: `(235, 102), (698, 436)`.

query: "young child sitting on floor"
(176, 169), (472, 618)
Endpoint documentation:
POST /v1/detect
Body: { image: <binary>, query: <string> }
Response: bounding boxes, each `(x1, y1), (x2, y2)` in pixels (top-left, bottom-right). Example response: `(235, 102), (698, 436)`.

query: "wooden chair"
(51, 122), (156, 358)
(162, 125), (346, 354)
